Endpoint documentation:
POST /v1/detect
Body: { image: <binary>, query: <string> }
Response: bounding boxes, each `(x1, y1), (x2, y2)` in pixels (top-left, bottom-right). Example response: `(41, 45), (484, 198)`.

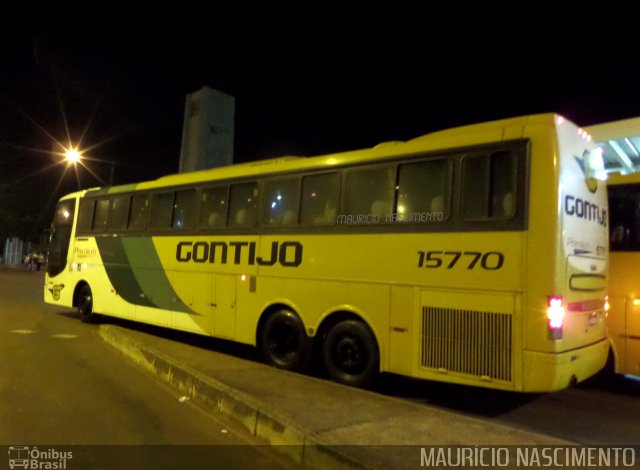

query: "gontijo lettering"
(176, 240), (303, 267)
(564, 194), (607, 226)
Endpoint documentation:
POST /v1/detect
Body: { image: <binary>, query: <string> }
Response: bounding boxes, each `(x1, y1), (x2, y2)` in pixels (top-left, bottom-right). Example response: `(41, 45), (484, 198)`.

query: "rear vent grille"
(421, 306), (512, 381)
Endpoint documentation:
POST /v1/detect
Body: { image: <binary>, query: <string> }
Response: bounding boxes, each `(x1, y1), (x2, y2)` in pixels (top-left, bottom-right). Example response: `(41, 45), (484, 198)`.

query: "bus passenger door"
(134, 267), (173, 327)
(171, 270), (214, 335)
(626, 299), (640, 376)
(607, 294), (627, 375)
(214, 274), (237, 339)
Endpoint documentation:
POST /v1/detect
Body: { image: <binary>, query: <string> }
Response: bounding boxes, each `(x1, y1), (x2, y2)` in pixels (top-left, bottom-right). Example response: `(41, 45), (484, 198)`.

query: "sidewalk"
(0, 263), (43, 272)
(98, 322), (571, 469)
(0, 264), (30, 271)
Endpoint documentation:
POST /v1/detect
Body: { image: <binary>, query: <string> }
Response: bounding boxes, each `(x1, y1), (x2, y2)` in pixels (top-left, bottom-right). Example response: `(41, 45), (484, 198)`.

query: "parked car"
(23, 252), (45, 270)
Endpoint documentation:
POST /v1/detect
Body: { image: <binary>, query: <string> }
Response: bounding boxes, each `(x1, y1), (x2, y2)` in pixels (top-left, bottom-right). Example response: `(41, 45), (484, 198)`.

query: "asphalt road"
(374, 347), (640, 444)
(3, 265), (638, 457)
(0, 267), (292, 469)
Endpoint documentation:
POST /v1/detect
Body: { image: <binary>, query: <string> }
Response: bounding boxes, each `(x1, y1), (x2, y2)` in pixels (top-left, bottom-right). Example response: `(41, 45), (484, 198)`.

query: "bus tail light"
(547, 296), (565, 340)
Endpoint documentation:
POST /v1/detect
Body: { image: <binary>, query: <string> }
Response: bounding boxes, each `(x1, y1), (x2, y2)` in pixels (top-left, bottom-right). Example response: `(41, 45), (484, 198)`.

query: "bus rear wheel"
(77, 284), (98, 323)
(260, 309), (310, 372)
(322, 319), (379, 388)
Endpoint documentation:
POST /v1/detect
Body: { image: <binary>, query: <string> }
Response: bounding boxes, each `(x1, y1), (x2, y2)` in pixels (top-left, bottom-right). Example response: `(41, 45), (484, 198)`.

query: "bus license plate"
(588, 311), (601, 326)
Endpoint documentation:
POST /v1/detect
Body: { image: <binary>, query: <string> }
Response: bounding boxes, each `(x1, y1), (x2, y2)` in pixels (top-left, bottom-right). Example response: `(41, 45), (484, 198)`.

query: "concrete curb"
(99, 324), (366, 469)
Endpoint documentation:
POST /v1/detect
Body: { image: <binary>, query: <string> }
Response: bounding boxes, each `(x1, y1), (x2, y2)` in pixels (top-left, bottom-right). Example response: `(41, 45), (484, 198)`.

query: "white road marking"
(11, 329), (36, 334)
(51, 334), (79, 339)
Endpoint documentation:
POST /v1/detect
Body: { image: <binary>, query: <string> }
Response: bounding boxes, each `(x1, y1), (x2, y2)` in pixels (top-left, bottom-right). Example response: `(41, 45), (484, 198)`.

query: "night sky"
(1, 5), (639, 242)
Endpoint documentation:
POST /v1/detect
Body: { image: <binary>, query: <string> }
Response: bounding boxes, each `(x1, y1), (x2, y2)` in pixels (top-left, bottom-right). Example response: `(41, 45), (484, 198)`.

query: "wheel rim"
(79, 292), (92, 316)
(333, 334), (368, 375)
(268, 319), (301, 364)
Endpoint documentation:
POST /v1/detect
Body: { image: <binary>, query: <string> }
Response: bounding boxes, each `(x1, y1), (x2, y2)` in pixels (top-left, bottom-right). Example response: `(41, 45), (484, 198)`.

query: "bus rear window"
(462, 151), (517, 220)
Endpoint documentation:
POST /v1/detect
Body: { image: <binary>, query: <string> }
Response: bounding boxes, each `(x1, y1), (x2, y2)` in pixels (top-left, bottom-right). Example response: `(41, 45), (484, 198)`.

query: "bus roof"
(58, 187), (101, 201)
(84, 112), (559, 195)
(606, 171), (640, 185)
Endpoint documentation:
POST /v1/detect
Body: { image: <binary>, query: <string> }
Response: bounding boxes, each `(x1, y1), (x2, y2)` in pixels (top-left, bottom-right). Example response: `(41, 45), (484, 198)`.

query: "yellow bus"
(44, 113), (610, 391)
(605, 171), (640, 377)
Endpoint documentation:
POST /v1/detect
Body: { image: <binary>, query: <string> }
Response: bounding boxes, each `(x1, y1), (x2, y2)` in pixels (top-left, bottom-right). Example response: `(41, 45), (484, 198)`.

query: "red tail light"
(547, 296), (565, 340)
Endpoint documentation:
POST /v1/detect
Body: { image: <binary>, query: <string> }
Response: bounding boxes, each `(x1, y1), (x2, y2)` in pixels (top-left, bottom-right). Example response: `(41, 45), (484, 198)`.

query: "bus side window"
(228, 182), (258, 227)
(300, 173), (340, 225)
(264, 178), (299, 226)
(93, 199), (110, 232)
(77, 199), (95, 232)
(397, 159), (449, 222)
(199, 186), (228, 228)
(110, 195), (130, 231)
(129, 194), (149, 231)
(462, 151), (517, 220)
(150, 193), (174, 229)
(173, 189), (196, 229)
(346, 166), (395, 220)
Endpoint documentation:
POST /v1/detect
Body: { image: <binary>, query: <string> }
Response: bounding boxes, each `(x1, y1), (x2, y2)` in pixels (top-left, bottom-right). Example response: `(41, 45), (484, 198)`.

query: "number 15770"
(417, 251), (504, 270)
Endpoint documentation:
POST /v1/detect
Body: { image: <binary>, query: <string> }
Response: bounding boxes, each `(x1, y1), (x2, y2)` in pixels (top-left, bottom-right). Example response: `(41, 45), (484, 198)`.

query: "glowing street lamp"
(64, 147), (82, 164)
(61, 145), (115, 186)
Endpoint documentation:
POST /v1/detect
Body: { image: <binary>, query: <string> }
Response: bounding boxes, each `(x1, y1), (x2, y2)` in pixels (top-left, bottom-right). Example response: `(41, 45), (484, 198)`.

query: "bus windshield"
(47, 199), (75, 277)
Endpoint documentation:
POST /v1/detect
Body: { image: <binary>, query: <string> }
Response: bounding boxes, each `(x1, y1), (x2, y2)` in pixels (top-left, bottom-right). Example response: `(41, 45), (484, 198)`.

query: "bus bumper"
(522, 338), (609, 392)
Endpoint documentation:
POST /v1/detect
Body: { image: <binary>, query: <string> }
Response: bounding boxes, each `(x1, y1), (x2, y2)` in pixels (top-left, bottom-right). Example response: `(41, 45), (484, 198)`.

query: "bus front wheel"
(322, 319), (379, 388)
(77, 284), (98, 323)
(260, 309), (310, 372)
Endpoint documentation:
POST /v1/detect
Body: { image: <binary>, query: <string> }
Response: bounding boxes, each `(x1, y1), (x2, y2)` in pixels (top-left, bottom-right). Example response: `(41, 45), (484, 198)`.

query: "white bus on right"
(604, 171), (640, 377)
(588, 117), (640, 378)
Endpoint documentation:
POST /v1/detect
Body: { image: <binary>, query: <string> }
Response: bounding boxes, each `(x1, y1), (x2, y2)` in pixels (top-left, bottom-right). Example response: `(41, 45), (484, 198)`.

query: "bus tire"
(322, 319), (379, 388)
(77, 284), (98, 323)
(260, 309), (310, 372)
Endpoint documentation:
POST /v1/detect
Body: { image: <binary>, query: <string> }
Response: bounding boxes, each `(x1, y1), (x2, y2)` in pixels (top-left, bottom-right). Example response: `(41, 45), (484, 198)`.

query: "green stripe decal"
(95, 237), (153, 307)
(96, 236), (193, 314)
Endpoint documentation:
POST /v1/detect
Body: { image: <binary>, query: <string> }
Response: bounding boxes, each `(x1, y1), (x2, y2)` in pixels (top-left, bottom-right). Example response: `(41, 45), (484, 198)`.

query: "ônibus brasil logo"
(8, 446), (73, 469)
